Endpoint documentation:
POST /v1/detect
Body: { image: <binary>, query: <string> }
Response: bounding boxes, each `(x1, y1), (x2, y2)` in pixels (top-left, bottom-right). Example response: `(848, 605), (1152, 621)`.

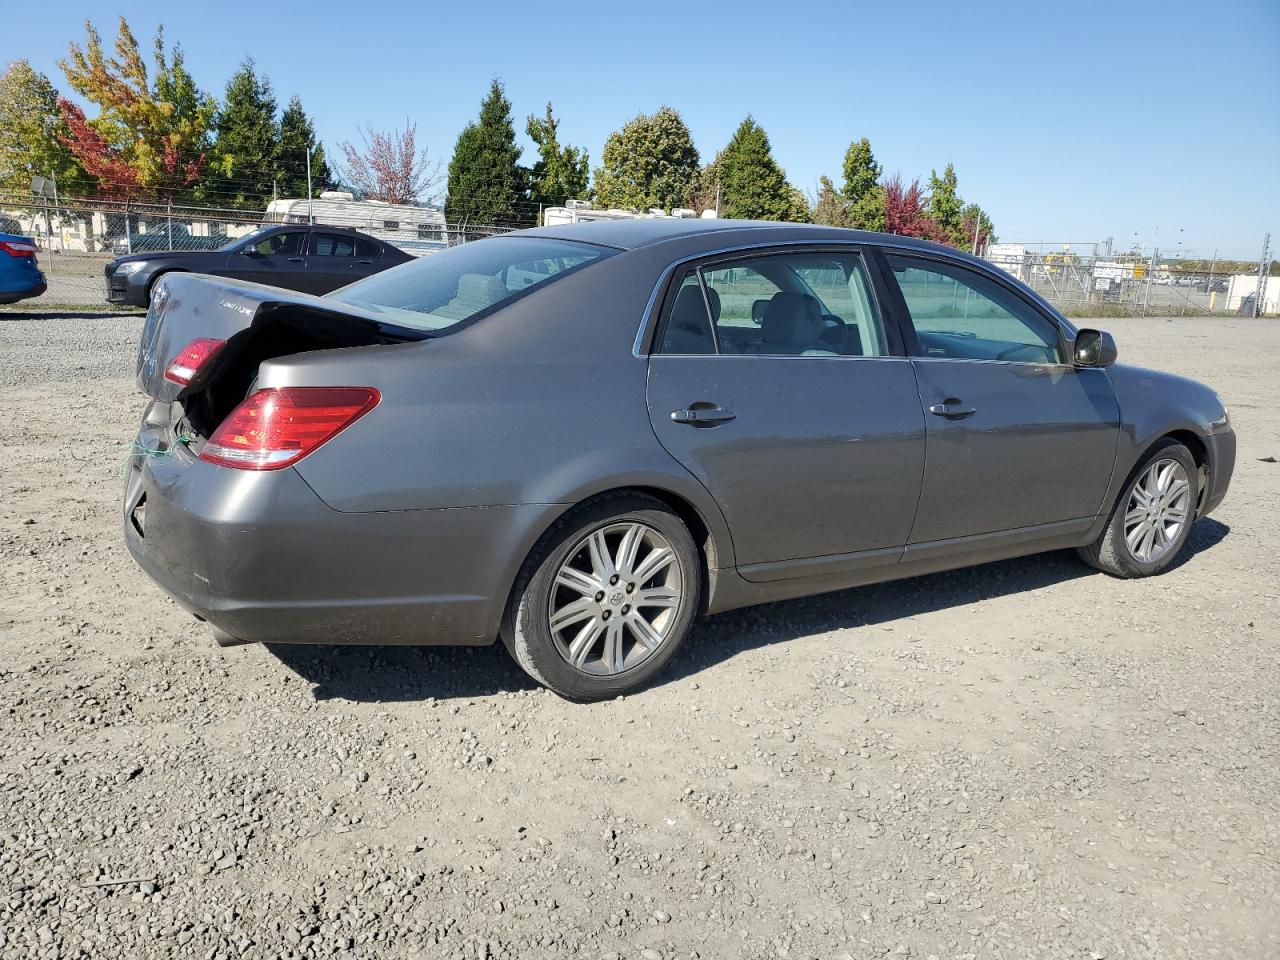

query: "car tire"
(145, 271), (173, 307)
(1078, 438), (1199, 578)
(502, 493), (702, 701)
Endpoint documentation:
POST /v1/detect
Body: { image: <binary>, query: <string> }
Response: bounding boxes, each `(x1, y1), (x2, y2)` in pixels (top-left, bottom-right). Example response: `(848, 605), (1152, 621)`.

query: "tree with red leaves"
(882, 174), (948, 242)
(958, 202), (997, 253)
(57, 17), (213, 199)
(339, 121), (441, 205)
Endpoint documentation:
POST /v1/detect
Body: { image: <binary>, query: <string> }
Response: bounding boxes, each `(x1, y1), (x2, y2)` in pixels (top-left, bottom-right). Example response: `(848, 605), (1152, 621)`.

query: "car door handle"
(671, 406), (736, 426)
(287, 257), (304, 263)
(928, 400), (977, 419)
(356, 259), (373, 265)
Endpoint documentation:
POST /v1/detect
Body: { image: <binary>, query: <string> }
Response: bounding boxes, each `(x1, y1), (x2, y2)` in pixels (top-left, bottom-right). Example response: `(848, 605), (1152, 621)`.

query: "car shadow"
(0, 309), (143, 320)
(266, 519), (1229, 703)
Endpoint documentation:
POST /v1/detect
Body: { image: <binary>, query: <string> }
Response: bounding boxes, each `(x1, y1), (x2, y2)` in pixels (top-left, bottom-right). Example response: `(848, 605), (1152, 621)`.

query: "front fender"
(1100, 363), (1229, 513)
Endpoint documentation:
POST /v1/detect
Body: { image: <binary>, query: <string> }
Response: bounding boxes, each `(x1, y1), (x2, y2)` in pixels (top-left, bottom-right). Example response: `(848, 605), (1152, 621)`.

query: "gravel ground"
(1, 314), (1277, 960)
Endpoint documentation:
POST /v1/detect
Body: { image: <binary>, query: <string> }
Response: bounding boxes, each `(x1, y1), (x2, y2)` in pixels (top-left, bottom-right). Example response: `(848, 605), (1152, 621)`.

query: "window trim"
(876, 248), (1072, 366)
(646, 244), (905, 359)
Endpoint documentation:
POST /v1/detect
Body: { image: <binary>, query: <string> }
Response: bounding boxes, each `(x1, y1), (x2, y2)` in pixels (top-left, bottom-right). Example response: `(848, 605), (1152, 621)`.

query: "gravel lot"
(1, 313), (1276, 960)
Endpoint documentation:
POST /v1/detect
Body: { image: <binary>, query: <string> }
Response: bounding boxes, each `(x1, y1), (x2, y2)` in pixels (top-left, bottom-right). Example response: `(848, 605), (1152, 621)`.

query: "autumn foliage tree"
(959, 202), (997, 252)
(340, 121), (441, 205)
(882, 175), (947, 241)
(58, 17), (214, 198)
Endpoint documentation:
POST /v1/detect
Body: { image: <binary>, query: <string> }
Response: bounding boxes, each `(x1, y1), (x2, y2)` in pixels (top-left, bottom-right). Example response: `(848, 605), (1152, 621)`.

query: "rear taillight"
(164, 338), (226, 385)
(0, 240), (38, 257)
(199, 387), (380, 470)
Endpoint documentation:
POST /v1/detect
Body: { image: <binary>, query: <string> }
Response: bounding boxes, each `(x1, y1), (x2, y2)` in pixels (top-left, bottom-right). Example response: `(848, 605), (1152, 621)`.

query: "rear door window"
(355, 238), (381, 259)
(656, 249), (888, 357)
(311, 233), (356, 257)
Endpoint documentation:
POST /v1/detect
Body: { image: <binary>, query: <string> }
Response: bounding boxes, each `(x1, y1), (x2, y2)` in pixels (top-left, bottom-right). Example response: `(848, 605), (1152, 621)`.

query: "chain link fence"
(2, 192), (1273, 316)
(0, 193), (513, 307)
(983, 242), (1275, 316)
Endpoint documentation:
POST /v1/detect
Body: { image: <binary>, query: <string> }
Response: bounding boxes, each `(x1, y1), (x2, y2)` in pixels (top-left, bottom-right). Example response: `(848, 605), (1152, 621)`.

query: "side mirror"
(1073, 328), (1118, 367)
(241, 246), (259, 256)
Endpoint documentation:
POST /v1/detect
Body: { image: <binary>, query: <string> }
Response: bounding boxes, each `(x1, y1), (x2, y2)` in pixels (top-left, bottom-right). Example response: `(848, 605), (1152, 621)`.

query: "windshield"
(328, 236), (614, 333)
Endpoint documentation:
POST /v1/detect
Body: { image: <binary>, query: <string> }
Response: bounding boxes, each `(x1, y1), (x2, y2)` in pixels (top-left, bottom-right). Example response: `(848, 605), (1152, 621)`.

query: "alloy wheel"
(547, 521), (684, 676)
(1124, 457), (1192, 563)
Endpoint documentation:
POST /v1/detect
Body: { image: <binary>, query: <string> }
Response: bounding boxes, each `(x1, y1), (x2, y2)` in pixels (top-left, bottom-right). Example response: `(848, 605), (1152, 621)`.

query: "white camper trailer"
(264, 192), (447, 255)
(541, 199), (715, 227)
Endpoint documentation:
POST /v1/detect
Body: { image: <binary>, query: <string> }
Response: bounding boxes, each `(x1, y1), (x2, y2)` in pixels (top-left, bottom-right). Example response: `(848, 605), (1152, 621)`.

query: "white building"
(985, 243), (1028, 282)
(1226, 274), (1279, 315)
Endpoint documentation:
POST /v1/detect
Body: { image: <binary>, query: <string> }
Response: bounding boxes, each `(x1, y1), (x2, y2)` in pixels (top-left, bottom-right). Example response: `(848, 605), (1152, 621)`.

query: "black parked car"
(104, 224), (412, 306)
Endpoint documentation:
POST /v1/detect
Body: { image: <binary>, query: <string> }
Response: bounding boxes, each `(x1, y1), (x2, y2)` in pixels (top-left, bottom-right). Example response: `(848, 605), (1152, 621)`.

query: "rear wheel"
(503, 494), (701, 700)
(1078, 438), (1198, 578)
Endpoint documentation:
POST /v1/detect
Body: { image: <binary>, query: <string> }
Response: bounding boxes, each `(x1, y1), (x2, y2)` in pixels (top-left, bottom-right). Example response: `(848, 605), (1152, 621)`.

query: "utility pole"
(1254, 233), (1271, 318)
(971, 216), (981, 255)
(306, 150), (314, 224)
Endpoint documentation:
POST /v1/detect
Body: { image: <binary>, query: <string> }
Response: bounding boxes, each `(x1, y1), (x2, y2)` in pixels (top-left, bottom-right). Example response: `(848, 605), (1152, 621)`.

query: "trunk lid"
(136, 273), (419, 404)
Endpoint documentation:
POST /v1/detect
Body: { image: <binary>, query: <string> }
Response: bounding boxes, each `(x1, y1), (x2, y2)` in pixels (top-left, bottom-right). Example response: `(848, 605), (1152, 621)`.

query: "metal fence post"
(1254, 234), (1271, 319)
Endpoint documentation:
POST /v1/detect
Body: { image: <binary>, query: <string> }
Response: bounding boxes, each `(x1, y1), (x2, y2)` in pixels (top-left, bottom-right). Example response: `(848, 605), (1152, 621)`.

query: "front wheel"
(503, 494), (701, 700)
(1078, 438), (1198, 578)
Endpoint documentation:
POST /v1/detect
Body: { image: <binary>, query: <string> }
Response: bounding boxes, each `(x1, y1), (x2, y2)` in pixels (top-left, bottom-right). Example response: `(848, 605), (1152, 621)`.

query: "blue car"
(0, 231), (47, 304)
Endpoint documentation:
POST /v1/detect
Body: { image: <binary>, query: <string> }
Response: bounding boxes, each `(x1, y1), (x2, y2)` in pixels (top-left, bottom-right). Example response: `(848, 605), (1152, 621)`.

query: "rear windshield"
(328, 236), (614, 333)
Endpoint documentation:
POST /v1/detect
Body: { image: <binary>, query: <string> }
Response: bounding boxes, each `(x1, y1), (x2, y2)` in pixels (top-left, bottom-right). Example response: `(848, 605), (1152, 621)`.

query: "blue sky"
(5, 0), (1278, 258)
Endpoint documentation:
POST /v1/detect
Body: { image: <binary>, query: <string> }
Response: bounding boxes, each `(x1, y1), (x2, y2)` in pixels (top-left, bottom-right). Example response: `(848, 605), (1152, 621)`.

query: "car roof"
(518, 218), (957, 255)
(268, 223), (378, 239)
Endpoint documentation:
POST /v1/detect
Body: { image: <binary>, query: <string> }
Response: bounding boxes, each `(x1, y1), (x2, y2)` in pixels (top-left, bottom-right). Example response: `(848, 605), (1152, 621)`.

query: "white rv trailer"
(264, 192), (447, 256)
(541, 199), (716, 227)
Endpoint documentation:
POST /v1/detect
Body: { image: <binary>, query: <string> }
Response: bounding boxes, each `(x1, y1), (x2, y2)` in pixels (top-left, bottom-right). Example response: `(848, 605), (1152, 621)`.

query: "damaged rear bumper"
(122, 407), (546, 647)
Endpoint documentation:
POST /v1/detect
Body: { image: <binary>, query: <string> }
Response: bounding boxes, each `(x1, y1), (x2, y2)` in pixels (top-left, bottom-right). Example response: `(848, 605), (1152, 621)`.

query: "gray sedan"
(123, 221), (1235, 700)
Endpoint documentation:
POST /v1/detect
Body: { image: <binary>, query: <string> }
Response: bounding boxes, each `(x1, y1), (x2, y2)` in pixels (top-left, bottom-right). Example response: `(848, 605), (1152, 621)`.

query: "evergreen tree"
(277, 96), (330, 199)
(841, 137), (885, 231)
(683, 162), (720, 215)
(811, 175), (849, 227)
(927, 162), (965, 246)
(592, 107), (698, 212)
(204, 60), (279, 209)
(711, 116), (807, 221)
(445, 80), (527, 226)
(0, 60), (84, 194)
(526, 103), (589, 213)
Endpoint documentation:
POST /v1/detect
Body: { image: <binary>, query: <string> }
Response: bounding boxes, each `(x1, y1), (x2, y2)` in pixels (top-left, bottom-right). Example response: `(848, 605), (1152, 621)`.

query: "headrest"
(455, 273), (507, 308)
(761, 292), (822, 349)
